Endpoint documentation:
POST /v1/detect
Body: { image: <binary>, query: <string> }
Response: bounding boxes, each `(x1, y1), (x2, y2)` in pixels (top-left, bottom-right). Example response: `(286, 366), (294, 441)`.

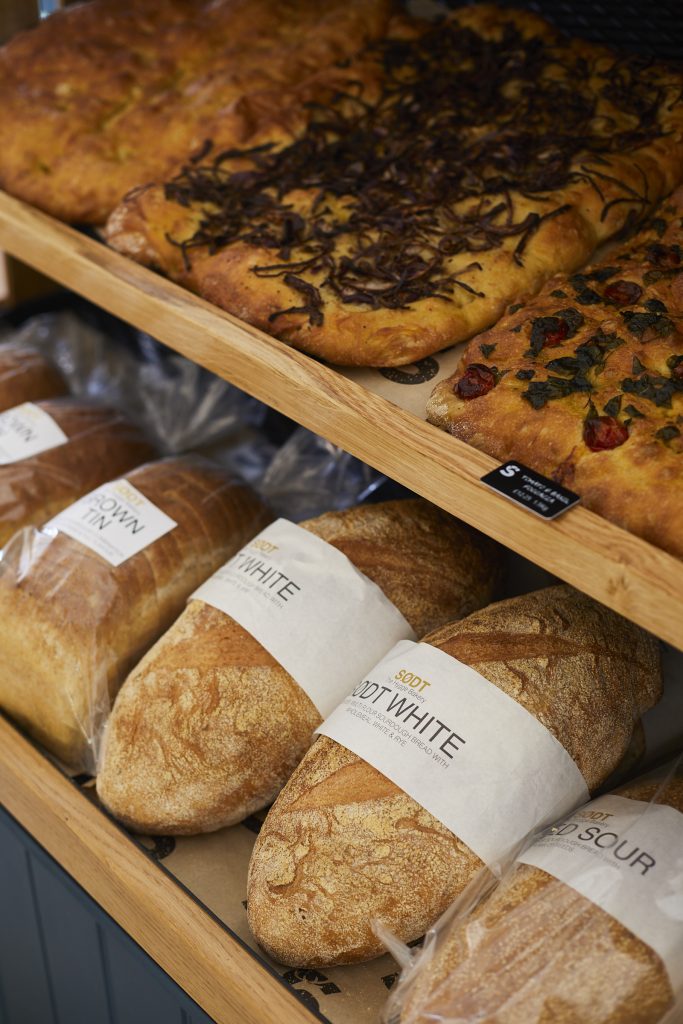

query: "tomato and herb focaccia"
(0, 0), (393, 224)
(428, 192), (683, 559)
(106, 5), (683, 367)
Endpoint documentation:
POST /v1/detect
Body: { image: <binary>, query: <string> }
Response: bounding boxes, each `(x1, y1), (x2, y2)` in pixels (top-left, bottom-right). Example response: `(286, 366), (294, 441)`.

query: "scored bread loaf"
(0, 398), (156, 547)
(96, 499), (501, 833)
(246, 585), (661, 967)
(0, 343), (66, 411)
(0, 455), (270, 770)
(397, 768), (683, 1024)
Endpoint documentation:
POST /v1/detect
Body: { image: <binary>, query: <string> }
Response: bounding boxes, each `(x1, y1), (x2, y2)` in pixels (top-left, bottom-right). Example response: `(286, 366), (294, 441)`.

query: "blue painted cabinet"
(0, 808), (216, 1024)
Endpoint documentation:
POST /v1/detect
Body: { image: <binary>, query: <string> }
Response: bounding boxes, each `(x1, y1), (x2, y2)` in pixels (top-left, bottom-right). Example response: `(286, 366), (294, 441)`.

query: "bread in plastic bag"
(0, 455), (271, 771)
(10, 311), (266, 453)
(0, 339), (66, 410)
(245, 586), (662, 967)
(384, 754), (683, 1024)
(0, 398), (156, 547)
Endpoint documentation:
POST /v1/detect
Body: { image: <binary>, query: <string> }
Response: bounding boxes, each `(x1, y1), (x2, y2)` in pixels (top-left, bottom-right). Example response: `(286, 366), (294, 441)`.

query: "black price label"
(481, 461), (580, 521)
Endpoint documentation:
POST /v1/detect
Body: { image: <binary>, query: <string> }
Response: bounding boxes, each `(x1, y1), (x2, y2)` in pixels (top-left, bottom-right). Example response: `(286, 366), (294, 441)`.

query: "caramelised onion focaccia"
(107, 5), (683, 367)
(428, 190), (683, 559)
(0, 0), (393, 224)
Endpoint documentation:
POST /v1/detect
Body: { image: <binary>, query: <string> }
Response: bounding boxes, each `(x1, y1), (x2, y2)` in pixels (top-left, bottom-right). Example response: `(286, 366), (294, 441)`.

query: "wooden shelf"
(0, 715), (318, 1024)
(0, 191), (680, 649)
(0, 188), (681, 1020)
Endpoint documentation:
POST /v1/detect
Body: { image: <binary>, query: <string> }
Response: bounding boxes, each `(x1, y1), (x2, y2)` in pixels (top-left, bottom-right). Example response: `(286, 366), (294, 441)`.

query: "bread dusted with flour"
(0, 455), (270, 770)
(0, 399), (155, 547)
(396, 767), (683, 1024)
(246, 585), (661, 967)
(97, 499), (500, 833)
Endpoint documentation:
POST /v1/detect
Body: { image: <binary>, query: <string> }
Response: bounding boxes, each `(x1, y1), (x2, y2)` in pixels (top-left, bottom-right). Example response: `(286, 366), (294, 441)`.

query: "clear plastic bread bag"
(380, 753), (683, 1024)
(0, 454), (271, 775)
(0, 337), (67, 410)
(9, 310), (267, 452)
(0, 399), (156, 547)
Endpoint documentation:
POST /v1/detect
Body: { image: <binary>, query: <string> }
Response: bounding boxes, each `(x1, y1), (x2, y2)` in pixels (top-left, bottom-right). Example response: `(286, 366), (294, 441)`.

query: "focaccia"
(107, 6), (683, 366)
(0, 0), (393, 224)
(427, 190), (683, 559)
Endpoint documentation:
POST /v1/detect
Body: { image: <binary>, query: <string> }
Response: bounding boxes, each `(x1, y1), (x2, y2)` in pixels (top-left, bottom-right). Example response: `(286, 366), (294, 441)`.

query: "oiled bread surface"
(97, 500), (500, 833)
(246, 585), (661, 967)
(0, 0), (392, 224)
(399, 773), (683, 1024)
(106, 6), (683, 366)
(427, 191), (683, 560)
(0, 455), (270, 769)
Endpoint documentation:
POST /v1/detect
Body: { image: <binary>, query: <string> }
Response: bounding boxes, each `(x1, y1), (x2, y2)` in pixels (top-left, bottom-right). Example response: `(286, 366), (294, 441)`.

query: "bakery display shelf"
(0, 189), (681, 651)
(0, 714), (337, 1024)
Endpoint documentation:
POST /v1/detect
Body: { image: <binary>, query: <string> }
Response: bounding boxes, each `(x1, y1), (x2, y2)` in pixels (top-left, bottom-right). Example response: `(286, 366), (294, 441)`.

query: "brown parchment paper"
(70, 639), (683, 1024)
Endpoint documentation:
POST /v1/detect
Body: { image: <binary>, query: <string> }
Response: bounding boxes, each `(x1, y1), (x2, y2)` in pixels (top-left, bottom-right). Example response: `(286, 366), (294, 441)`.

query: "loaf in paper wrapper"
(384, 755), (683, 1024)
(246, 585), (661, 966)
(97, 499), (501, 832)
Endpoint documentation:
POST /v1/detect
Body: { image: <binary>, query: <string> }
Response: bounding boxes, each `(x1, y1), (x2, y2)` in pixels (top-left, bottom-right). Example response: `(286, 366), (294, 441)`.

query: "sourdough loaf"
(97, 499), (500, 833)
(397, 768), (683, 1024)
(246, 585), (661, 966)
(0, 455), (270, 770)
(0, 343), (66, 411)
(0, 398), (155, 547)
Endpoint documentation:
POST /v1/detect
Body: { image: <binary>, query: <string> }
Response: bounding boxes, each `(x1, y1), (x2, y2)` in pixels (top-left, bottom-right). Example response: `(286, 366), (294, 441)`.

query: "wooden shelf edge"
(0, 191), (680, 649)
(0, 715), (315, 1024)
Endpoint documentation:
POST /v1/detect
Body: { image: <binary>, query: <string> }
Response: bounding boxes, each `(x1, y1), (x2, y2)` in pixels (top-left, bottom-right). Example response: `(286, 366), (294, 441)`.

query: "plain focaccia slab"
(0, 456), (270, 770)
(428, 192), (683, 559)
(246, 585), (661, 967)
(0, 343), (66, 411)
(0, 0), (393, 224)
(399, 773), (683, 1024)
(96, 499), (500, 834)
(0, 399), (155, 547)
(106, 5), (683, 367)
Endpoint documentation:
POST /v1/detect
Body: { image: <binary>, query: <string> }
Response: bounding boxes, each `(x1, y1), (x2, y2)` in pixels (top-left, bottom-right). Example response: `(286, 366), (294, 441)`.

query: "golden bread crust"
(0, 399), (155, 547)
(0, 455), (270, 769)
(427, 191), (683, 559)
(96, 499), (501, 833)
(0, 343), (66, 411)
(399, 773), (683, 1024)
(106, 5), (683, 366)
(0, 0), (393, 223)
(246, 585), (660, 967)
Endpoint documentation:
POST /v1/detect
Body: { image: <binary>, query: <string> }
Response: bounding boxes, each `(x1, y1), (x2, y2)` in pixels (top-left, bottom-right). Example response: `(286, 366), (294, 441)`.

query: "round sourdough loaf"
(96, 499), (500, 833)
(245, 585), (661, 967)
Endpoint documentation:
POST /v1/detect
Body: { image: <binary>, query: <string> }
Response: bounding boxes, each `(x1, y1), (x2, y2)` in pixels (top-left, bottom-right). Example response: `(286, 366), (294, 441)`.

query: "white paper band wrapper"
(46, 479), (178, 567)
(518, 793), (683, 992)
(191, 518), (417, 718)
(317, 639), (589, 866)
(0, 401), (68, 463)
